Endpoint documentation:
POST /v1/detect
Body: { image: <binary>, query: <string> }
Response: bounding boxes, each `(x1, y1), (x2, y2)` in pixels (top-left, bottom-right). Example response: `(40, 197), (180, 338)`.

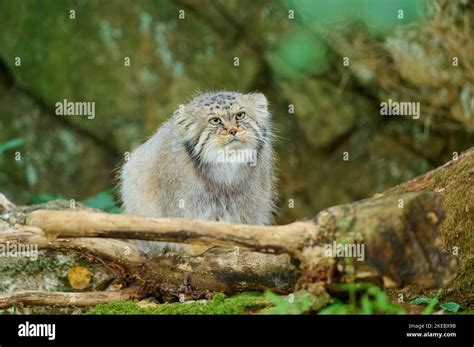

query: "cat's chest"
(200, 196), (247, 223)
(207, 161), (249, 186)
(190, 170), (254, 222)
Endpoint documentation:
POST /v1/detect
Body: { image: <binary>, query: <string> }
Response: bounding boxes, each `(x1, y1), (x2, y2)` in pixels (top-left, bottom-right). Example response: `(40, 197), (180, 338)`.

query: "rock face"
(0, 0), (472, 224)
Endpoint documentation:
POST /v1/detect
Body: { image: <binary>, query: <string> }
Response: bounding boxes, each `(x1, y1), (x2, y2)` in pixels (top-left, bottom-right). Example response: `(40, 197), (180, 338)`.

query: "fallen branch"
(22, 192), (455, 288)
(25, 210), (313, 255)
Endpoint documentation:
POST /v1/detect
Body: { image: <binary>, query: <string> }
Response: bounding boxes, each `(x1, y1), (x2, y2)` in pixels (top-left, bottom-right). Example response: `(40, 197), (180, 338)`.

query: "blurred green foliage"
(270, 0), (429, 79)
(29, 189), (122, 213)
(288, 0), (429, 33)
(268, 29), (328, 79)
(319, 283), (405, 314)
(82, 189), (122, 213)
(0, 138), (24, 154)
(262, 291), (313, 314)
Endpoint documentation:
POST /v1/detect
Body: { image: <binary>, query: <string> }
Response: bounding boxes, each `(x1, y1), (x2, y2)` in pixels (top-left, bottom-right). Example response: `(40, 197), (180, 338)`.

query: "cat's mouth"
(227, 137), (240, 144)
(223, 135), (251, 148)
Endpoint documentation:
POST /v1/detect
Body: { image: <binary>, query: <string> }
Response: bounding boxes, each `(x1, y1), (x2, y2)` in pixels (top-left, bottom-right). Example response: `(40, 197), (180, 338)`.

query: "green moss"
(440, 258), (474, 310)
(87, 292), (272, 315)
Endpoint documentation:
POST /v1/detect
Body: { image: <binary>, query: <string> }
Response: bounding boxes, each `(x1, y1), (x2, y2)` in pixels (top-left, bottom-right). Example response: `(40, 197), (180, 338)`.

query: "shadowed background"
(0, 0), (472, 224)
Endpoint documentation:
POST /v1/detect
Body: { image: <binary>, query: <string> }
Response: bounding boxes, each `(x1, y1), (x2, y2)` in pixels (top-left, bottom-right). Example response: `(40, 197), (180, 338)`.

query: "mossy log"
(383, 147), (474, 308)
(0, 183), (457, 308)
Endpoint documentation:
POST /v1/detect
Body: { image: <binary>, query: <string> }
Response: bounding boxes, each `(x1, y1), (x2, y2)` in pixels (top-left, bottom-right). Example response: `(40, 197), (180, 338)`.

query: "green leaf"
(422, 296), (439, 315)
(374, 291), (390, 310)
(318, 301), (349, 314)
(0, 138), (24, 154)
(360, 294), (373, 314)
(439, 302), (460, 313)
(411, 297), (432, 305)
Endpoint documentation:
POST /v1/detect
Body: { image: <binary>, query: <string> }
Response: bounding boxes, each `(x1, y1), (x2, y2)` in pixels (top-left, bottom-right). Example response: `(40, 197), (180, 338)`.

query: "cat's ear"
(249, 92), (268, 109)
(247, 92), (269, 117)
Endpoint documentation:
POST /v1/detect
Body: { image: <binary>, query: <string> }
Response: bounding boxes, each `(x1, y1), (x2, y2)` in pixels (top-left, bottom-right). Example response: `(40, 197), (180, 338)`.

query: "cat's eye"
(209, 117), (221, 125)
(235, 112), (246, 120)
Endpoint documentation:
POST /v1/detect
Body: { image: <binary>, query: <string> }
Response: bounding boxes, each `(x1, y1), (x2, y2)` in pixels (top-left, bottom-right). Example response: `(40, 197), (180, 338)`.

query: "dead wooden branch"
(25, 209), (314, 255)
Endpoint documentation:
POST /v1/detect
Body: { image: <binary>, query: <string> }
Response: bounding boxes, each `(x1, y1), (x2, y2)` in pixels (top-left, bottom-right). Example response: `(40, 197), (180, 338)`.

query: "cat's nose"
(229, 128), (237, 136)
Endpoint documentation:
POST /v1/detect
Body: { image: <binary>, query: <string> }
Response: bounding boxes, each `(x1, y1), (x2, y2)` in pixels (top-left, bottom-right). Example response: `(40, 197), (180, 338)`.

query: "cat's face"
(174, 92), (270, 165)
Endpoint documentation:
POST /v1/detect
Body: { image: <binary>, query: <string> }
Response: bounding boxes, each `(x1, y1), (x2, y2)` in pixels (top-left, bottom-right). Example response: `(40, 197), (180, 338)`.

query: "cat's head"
(173, 91), (270, 165)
